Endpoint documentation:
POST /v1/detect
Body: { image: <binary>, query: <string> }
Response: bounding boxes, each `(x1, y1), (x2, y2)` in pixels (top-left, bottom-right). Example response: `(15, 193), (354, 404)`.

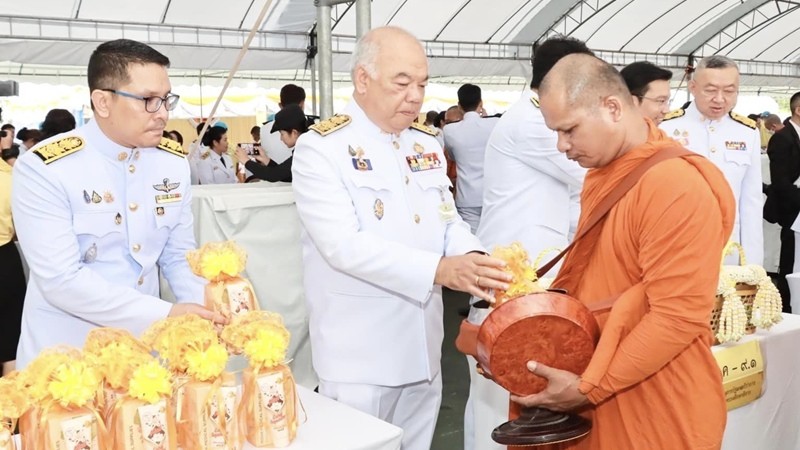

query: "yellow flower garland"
(0, 375), (30, 419)
(84, 328), (153, 390)
(221, 311), (290, 371)
(490, 243), (547, 305)
(129, 360), (173, 404)
(185, 343), (229, 382)
(187, 241), (247, 282)
(47, 359), (101, 408)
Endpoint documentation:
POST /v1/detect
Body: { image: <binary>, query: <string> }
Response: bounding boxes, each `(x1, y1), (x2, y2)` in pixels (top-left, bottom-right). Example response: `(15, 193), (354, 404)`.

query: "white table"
(717, 313), (800, 449)
(246, 385), (403, 450)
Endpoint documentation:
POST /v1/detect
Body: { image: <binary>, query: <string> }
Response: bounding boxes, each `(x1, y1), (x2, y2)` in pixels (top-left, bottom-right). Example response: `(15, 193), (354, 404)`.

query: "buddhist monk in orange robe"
(509, 54), (735, 450)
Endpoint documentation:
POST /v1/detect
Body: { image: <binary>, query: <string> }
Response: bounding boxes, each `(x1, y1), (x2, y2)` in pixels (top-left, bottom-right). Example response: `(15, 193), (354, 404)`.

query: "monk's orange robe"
(536, 122), (735, 450)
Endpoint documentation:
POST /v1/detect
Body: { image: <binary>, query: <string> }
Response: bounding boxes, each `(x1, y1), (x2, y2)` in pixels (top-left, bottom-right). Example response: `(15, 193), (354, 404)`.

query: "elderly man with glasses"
(11, 39), (222, 368)
(660, 55), (763, 267)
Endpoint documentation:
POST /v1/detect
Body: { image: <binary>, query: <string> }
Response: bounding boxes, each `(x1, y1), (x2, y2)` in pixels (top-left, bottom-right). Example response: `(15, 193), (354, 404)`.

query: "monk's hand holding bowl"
(510, 361), (588, 412)
(434, 253), (511, 303)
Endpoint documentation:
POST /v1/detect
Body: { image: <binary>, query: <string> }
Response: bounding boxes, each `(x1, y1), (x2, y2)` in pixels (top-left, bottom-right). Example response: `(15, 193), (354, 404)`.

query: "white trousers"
(464, 306), (509, 450)
(319, 372), (442, 450)
(457, 206), (482, 235)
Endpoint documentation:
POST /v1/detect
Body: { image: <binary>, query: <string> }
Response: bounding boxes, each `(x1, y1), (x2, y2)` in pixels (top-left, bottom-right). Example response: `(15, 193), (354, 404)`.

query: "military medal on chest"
(153, 178), (182, 204)
(350, 145), (372, 171)
(405, 142), (442, 172)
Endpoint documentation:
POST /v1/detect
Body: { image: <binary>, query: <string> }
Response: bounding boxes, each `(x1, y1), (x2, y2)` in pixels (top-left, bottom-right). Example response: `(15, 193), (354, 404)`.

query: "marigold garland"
(187, 241), (247, 282)
(490, 243), (546, 305)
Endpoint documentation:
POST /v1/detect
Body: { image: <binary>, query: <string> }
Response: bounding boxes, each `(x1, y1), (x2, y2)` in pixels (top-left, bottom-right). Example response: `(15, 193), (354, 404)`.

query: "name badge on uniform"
(155, 193), (182, 204)
(725, 141), (747, 151)
(406, 153), (442, 172)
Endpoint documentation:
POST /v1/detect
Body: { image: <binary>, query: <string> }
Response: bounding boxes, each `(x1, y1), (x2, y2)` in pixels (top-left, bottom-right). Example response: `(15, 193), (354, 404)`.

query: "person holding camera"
(235, 104), (306, 183)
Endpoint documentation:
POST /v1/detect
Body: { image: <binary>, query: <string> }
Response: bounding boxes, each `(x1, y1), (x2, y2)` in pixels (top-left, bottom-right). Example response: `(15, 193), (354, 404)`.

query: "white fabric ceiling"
(0, 0), (799, 87)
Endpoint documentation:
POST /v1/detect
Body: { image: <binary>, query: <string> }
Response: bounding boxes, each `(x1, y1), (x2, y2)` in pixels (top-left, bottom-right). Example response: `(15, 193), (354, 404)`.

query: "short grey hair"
(350, 32), (380, 79)
(696, 55), (739, 72)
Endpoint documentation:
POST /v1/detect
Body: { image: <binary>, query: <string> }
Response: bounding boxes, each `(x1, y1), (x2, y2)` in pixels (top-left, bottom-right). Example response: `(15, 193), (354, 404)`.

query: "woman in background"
(40, 108), (77, 140)
(196, 126), (236, 184)
(0, 149), (26, 375)
(15, 128), (43, 154)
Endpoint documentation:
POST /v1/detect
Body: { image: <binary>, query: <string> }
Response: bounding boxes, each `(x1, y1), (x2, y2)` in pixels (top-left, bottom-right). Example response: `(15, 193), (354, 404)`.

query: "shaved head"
(538, 53), (649, 168)
(540, 53), (633, 110)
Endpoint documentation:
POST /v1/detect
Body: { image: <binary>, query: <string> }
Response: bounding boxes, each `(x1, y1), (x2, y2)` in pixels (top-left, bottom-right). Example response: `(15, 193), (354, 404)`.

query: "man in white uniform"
(261, 84), (306, 165)
(443, 84), (500, 233)
(661, 55), (763, 265)
(292, 26), (511, 450)
(462, 37), (592, 450)
(621, 61), (673, 124)
(11, 39), (219, 368)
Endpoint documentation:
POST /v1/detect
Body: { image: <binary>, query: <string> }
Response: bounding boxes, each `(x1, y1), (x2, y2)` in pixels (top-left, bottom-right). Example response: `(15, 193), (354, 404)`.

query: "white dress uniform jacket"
(196, 150), (236, 185)
(479, 92), (585, 263)
(442, 111), (499, 208)
(464, 92), (586, 450)
(660, 102), (763, 266)
(292, 100), (483, 386)
(12, 120), (205, 368)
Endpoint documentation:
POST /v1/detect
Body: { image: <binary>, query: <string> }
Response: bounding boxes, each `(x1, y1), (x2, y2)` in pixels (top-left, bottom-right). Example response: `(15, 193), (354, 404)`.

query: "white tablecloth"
(244, 385), (402, 450)
(186, 183), (317, 389)
(718, 313), (800, 450)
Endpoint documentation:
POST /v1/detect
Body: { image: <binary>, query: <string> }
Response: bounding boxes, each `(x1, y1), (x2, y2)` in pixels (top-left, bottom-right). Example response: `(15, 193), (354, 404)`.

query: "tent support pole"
(311, 54), (318, 117)
(316, 3), (334, 120)
(356, 0), (371, 38)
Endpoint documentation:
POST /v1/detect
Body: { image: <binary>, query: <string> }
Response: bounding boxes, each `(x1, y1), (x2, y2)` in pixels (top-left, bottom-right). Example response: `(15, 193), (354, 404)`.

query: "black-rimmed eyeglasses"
(100, 89), (180, 113)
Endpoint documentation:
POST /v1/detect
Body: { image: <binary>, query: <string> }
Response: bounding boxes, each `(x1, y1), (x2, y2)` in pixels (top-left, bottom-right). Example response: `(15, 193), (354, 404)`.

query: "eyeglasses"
(699, 88), (737, 100)
(637, 95), (670, 106)
(100, 89), (180, 113)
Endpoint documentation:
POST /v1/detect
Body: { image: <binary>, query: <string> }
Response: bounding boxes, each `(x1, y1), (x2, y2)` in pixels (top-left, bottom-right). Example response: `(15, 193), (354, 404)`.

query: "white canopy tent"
(0, 0), (797, 122)
(1, 0), (799, 82)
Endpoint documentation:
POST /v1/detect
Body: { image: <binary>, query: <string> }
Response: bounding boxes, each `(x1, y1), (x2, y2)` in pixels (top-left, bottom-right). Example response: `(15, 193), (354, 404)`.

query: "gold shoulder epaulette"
(530, 96), (540, 108)
(662, 108), (686, 122)
(410, 122), (437, 136)
(157, 137), (185, 157)
(33, 136), (85, 165)
(310, 114), (351, 136)
(729, 111), (757, 129)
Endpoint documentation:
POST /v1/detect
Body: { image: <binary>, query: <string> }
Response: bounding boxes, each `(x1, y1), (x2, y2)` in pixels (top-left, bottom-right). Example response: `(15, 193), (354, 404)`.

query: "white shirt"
(292, 100), (483, 386)
(660, 102), (764, 266)
(196, 150), (236, 185)
(443, 111), (499, 208)
(261, 121), (293, 164)
(11, 120), (205, 368)
(478, 91), (585, 276)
